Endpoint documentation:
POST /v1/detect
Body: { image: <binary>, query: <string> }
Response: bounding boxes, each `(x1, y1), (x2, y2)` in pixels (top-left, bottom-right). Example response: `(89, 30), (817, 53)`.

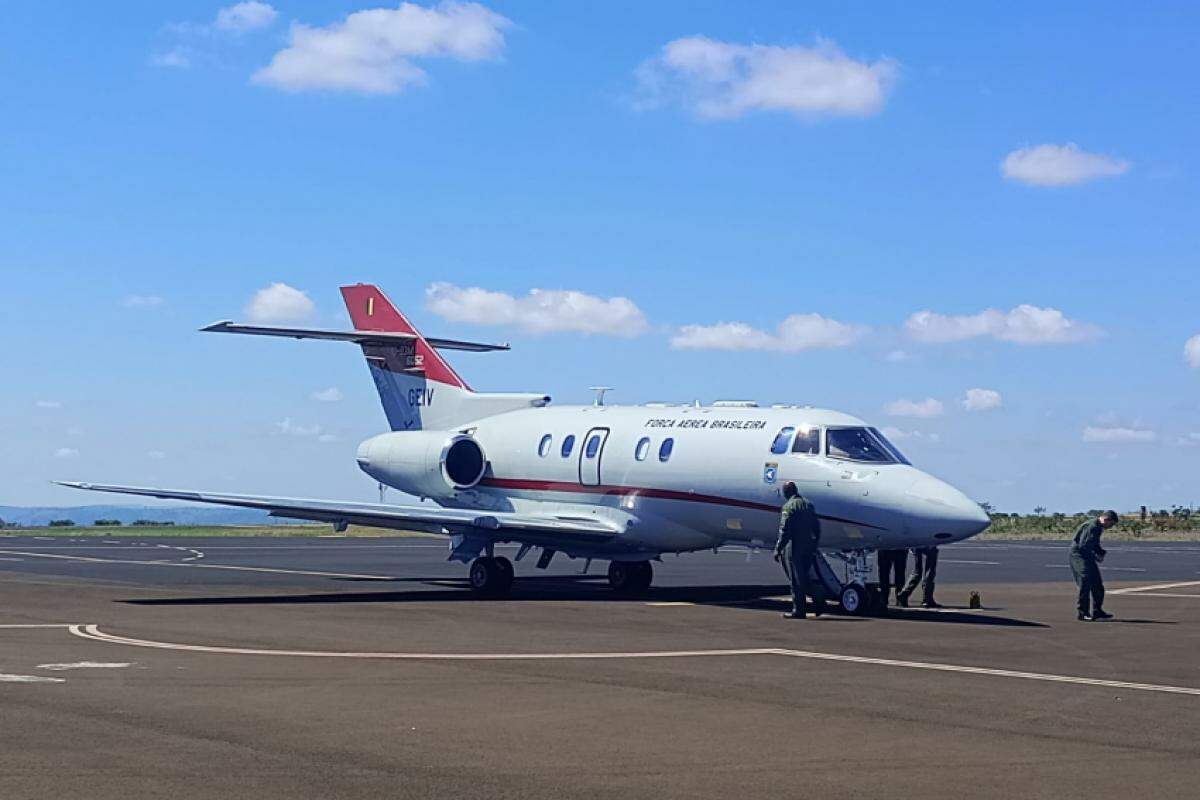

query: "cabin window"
(537, 434), (552, 457)
(869, 427), (911, 465)
(770, 427), (795, 454)
(585, 434), (602, 458)
(634, 437), (651, 461)
(561, 434), (575, 458)
(658, 437), (674, 462)
(791, 426), (820, 455)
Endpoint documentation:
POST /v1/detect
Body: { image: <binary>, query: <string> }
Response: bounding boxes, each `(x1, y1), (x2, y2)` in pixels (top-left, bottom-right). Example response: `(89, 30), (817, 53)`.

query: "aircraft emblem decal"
(763, 462), (778, 484)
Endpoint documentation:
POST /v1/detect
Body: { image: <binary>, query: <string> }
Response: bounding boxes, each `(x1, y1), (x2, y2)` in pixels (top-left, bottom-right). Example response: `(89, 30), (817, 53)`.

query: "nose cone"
(905, 475), (991, 540)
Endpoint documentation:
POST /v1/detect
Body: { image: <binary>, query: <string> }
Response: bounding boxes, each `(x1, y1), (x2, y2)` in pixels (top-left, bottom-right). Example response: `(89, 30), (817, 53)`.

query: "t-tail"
(201, 283), (550, 432)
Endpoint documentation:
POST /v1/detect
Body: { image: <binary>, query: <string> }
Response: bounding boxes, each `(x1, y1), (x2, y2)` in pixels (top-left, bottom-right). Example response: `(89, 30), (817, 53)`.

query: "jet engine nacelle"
(356, 431), (487, 499)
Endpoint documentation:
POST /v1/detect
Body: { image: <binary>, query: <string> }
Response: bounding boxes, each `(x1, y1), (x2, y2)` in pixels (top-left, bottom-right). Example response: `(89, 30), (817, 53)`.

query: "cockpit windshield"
(869, 427), (911, 465)
(826, 427), (902, 464)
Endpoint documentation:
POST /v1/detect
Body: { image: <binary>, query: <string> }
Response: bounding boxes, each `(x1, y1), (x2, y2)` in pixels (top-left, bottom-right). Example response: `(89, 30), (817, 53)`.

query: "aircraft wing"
(53, 482), (620, 541)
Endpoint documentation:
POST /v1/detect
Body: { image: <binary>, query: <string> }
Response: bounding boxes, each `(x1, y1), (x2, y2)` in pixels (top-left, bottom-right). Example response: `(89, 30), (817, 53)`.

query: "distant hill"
(0, 504), (304, 527)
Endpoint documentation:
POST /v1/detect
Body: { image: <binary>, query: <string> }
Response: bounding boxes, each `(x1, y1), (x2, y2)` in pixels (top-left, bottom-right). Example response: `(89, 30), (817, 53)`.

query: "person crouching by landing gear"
(898, 546), (941, 609)
(773, 481), (823, 620)
(877, 548), (908, 611)
(1071, 510), (1118, 621)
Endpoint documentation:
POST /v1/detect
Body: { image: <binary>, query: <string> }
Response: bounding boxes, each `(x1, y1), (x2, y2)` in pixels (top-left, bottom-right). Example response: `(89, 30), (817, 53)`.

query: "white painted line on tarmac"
(1127, 593), (1200, 599)
(941, 559), (1000, 565)
(67, 625), (1200, 697)
(0, 624), (75, 629)
(1110, 580), (1200, 595)
(36, 662), (132, 671)
(1044, 565), (1146, 572)
(0, 673), (65, 683)
(0, 557), (24, 561)
(0, 550), (395, 581)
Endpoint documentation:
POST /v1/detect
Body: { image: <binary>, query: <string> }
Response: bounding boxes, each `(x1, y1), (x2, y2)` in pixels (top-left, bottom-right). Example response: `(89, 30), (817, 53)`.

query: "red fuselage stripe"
(477, 477), (887, 531)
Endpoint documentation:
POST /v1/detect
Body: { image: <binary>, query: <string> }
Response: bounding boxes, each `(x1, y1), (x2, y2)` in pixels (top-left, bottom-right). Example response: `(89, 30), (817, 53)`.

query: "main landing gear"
(469, 556), (514, 596)
(607, 560), (653, 595)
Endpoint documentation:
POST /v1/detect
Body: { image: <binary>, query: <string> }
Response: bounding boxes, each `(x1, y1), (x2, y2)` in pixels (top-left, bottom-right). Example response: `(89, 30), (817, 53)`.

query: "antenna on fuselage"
(588, 386), (613, 406)
(378, 482), (387, 504)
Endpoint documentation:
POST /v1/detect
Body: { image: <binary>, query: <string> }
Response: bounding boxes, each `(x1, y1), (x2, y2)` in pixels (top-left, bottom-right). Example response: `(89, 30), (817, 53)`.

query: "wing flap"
(53, 482), (618, 541)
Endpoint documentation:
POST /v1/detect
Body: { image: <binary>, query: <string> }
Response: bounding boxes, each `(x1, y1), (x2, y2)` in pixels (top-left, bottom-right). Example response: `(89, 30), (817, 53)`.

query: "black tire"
(608, 560), (653, 595)
(469, 557), (511, 597)
(839, 584), (868, 616)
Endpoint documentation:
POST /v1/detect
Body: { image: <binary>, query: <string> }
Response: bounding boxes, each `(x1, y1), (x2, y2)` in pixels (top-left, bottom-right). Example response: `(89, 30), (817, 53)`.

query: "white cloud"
(1175, 433), (1200, 447)
(884, 398), (944, 419)
(54, 448), (79, 459)
(671, 315), (867, 352)
(1001, 143), (1130, 187)
(311, 387), (343, 402)
(147, 450), (167, 460)
(216, 2), (278, 33)
(635, 36), (897, 120)
(253, 2), (512, 94)
(905, 305), (1102, 345)
(426, 282), (648, 337)
(963, 388), (1003, 412)
(245, 283), (316, 323)
(1185, 334), (1200, 368)
(150, 48), (192, 69)
(36, 400), (62, 409)
(884, 349), (909, 363)
(317, 433), (339, 443)
(1082, 426), (1157, 443)
(123, 294), (164, 308)
(880, 426), (940, 443)
(275, 418), (323, 437)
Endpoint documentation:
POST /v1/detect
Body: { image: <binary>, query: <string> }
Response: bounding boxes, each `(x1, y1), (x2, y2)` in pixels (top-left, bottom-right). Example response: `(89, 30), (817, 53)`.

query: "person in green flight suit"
(773, 481), (824, 619)
(1071, 510), (1118, 621)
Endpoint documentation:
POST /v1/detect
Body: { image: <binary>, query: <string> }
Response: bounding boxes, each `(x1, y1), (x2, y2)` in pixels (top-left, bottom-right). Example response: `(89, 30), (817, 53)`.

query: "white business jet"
(60, 284), (990, 613)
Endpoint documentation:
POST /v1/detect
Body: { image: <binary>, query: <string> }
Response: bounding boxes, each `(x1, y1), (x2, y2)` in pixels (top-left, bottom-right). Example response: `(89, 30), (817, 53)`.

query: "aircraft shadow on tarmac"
(123, 578), (1047, 627)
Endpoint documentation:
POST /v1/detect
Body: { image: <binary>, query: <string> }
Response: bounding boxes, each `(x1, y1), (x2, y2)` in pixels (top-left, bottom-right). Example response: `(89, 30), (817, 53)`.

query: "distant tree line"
(983, 504), (1198, 536)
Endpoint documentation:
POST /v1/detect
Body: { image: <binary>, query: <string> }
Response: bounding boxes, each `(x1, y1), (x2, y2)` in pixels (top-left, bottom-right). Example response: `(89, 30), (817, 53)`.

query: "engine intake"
(356, 431), (487, 498)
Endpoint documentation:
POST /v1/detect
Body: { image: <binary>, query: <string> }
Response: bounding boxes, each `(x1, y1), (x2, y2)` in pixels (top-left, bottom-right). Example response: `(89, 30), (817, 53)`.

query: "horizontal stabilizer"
(201, 321), (510, 353)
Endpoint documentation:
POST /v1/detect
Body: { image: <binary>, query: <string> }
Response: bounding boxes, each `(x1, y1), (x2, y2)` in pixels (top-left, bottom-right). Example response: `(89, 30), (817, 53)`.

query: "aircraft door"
(578, 427), (610, 486)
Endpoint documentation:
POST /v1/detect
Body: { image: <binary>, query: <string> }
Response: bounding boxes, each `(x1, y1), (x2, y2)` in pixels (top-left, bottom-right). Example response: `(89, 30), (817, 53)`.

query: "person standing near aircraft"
(897, 546), (940, 608)
(774, 481), (823, 619)
(1071, 510), (1118, 621)
(877, 548), (908, 609)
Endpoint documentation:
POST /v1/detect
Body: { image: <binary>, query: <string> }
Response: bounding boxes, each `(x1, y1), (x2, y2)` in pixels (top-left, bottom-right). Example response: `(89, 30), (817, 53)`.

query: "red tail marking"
(340, 284), (469, 390)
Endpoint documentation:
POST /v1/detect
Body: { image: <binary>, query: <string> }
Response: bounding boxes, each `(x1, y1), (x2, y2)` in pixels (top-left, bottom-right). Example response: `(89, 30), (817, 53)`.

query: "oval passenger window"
(635, 437), (650, 461)
(538, 434), (552, 457)
(658, 438), (674, 462)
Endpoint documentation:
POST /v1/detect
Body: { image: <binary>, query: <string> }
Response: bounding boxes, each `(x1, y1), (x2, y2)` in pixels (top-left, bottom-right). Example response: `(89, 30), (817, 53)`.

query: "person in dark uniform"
(773, 481), (823, 619)
(877, 548), (908, 608)
(1071, 510), (1118, 621)
(897, 546), (941, 608)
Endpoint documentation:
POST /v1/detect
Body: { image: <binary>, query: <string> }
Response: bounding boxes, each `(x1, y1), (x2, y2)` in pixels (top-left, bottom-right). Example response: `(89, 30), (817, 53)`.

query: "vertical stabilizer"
(340, 284), (548, 431)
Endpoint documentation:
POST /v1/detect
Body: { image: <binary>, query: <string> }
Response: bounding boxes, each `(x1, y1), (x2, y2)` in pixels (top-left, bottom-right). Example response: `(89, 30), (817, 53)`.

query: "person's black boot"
(1077, 612), (1093, 621)
(1092, 609), (1113, 620)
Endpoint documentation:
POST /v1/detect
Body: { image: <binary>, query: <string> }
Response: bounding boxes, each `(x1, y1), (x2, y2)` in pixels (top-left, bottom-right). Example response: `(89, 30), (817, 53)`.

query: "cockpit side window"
(769, 427), (795, 455)
(826, 427), (896, 463)
(791, 426), (820, 455)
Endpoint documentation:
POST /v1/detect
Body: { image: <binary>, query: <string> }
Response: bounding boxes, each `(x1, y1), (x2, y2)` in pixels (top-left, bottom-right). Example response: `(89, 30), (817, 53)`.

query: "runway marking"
(36, 662), (132, 671)
(0, 624), (75, 629)
(0, 673), (65, 683)
(1126, 593), (1200, 599)
(940, 560), (1000, 565)
(1110, 580), (1200, 595)
(0, 557), (24, 561)
(66, 625), (1200, 697)
(0, 550), (394, 581)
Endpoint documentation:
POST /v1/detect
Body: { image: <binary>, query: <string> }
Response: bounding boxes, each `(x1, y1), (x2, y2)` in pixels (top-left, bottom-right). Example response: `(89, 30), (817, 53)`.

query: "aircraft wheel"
(839, 584), (868, 616)
(469, 557), (512, 597)
(608, 560), (653, 595)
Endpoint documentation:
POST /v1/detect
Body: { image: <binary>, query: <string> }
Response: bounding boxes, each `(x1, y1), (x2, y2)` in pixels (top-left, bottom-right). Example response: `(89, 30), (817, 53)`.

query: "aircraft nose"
(905, 475), (991, 540)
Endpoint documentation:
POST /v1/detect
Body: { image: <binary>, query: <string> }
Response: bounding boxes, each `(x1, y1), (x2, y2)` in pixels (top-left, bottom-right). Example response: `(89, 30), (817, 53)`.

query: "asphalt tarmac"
(2, 535), (1199, 800)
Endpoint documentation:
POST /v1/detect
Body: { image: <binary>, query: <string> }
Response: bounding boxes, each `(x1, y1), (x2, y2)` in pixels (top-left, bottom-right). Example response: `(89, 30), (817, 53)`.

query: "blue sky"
(2, 1), (1197, 512)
